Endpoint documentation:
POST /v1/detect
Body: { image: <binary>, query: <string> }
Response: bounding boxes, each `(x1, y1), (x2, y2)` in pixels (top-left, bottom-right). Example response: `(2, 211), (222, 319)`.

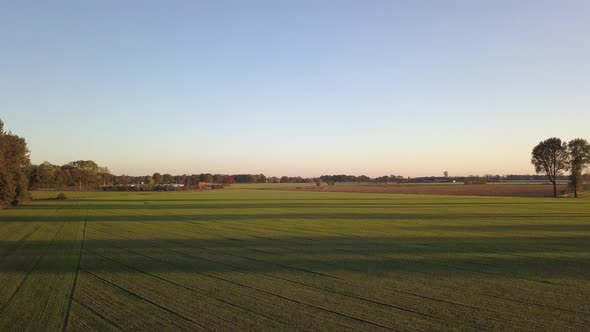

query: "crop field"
(0, 189), (589, 331)
(248, 183), (570, 197)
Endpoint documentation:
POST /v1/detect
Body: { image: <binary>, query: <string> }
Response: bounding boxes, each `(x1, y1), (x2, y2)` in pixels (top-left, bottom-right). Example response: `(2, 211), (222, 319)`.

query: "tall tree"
(567, 138), (590, 198)
(201, 173), (213, 183)
(152, 173), (163, 184)
(531, 137), (569, 197)
(144, 175), (155, 186)
(162, 173), (174, 183)
(64, 160), (100, 190)
(0, 119), (31, 207)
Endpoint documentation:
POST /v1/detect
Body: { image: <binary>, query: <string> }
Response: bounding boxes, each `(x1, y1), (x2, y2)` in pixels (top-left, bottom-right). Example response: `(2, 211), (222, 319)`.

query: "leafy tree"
(67, 160), (98, 173)
(257, 174), (267, 183)
(567, 138), (590, 198)
(0, 119), (31, 207)
(531, 138), (569, 197)
(357, 175), (371, 182)
(152, 173), (163, 184)
(27, 165), (40, 190)
(200, 173), (213, 183)
(144, 176), (155, 186)
(213, 174), (224, 183)
(37, 162), (57, 187)
(63, 160), (101, 190)
(118, 175), (131, 185)
(314, 178), (322, 187)
(375, 175), (389, 183)
(162, 173), (174, 183)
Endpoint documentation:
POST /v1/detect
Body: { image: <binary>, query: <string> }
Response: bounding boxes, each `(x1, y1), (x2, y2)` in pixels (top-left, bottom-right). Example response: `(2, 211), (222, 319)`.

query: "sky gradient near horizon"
(1, 1), (589, 177)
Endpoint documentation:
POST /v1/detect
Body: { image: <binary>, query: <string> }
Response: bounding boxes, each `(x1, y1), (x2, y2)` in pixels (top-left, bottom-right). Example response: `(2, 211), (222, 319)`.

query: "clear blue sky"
(1, 1), (589, 177)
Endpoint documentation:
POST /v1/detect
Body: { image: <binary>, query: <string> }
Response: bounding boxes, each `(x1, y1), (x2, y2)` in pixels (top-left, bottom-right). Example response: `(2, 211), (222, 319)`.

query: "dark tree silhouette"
(567, 138), (590, 198)
(531, 137), (569, 197)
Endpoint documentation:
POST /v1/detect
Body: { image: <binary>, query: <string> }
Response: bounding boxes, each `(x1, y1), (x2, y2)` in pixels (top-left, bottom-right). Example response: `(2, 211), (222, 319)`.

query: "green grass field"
(0, 189), (589, 331)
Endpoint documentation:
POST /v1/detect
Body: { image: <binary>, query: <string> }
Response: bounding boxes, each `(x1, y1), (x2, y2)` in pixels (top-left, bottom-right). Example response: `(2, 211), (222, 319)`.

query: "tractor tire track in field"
(82, 229), (402, 331)
(85, 200), (580, 330)
(122, 242), (442, 324)
(0, 205), (64, 306)
(0, 226), (40, 260)
(200, 220), (590, 301)
(0, 222), (65, 314)
(62, 203), (90, 332)
(97, 220), (343, 280)
(70, 298), (124, 332)
(83, 249), (302, 332)
(230, 230), (590, 320)
(86, 227), (483, 331)
(133, 238), (533, 331)
(216, 221), (586, 288)
(95, 216), (588, 329)
(156, 247), (456, 325)
(177, 251), (493, 325)
(94, 253), (398, 332)
(81, 234), (381, 331)
(136, 218), (574, 297)
(80, 269), (209, 331)
(224, 239), (587, 323)
(0, 204), (65, 264)
(110, 217), (580, 311)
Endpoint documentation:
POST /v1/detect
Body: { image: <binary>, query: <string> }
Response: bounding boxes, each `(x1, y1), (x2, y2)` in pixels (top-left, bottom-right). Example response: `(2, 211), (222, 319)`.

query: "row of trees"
(28, 164), (242, 190)
(0, 120), (30, 207)
(28, 160), (109, 190)
(28, 166), (423, 190)
(532, 137), (590, 197)
(29, 160), (589, 192)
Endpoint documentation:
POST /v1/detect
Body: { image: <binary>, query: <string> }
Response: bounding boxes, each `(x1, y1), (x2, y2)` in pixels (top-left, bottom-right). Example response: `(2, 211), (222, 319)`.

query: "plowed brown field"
(286, 184), (567, 197)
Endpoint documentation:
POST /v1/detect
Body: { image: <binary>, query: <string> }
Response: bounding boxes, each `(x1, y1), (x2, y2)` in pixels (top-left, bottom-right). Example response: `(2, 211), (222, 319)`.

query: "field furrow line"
(190, 220), (590, 314)
(0, 222), (65, 314)
(85, 228), (467, 331)
(62, 203), (90, 332)
(81, 269), (211, 331)
(100, 214), (589, 329)
(69, 298), (124, 331)
(83, 248), (303, 332)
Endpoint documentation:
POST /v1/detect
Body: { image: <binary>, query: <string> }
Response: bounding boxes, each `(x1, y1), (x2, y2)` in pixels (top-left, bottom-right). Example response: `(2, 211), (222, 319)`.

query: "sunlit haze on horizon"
(1, 1), (589, 177)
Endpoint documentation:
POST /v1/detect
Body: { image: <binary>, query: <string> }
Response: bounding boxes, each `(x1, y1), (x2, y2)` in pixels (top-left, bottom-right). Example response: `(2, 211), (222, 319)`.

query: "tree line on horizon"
(27, 166), (583, 192)
(1, 117), (590, 206)
(26, 163), (411, 190)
